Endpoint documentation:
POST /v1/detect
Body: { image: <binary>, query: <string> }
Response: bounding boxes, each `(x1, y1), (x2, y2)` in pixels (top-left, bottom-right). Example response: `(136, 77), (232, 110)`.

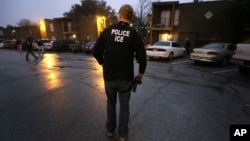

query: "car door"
(172, 42), (182, 57)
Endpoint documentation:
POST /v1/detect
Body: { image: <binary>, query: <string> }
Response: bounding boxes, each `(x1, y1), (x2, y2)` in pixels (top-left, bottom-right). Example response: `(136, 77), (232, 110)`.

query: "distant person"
(37, 40), (44, 56)
(25, 36), (38, 61)
(185, 38), (191, 55)
(16, 39), (22, 51)
(93, 4), (147, 141)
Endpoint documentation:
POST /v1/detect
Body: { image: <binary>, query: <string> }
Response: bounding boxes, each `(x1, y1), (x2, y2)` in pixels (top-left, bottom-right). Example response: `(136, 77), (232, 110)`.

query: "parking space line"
(212, 69), (238, 74)
(171, 60), (191, 65)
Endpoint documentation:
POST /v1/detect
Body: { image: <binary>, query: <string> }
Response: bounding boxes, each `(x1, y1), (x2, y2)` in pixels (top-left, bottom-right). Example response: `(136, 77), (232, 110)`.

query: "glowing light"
(39, 20), (46, 32)
(96, 16), (106, 36)
(159, 33), (172, 41)
(39, 54), (62, 90)
(39, 19), (47, 39)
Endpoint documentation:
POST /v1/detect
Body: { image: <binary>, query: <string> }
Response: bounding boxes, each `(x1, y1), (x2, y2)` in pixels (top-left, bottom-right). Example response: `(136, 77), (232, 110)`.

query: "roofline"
(152, 1), (179, 6)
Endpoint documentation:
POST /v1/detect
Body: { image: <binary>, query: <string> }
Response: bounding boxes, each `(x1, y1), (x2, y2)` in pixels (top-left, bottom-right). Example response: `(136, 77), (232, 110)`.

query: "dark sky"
(0, 0), (195, 27)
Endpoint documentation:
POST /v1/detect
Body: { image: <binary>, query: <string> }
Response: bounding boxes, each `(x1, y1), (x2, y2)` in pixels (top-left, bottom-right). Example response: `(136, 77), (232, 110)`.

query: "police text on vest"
(111, 29), (130, 43)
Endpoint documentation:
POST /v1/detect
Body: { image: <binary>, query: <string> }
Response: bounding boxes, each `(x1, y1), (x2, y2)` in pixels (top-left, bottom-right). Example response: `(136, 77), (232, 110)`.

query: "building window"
(68, 22), (73, 32)
(174, 9), (180, 26)
(161, 11), (171, 27)
(49, 23), (54, 32)
(0, 29), (3, 36)
(51, 36), (56, 40)
(159, 33), (171, 41)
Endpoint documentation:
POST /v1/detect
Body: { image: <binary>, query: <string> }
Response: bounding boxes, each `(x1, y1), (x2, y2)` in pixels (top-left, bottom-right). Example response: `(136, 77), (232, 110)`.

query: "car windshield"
(86, 42), (95, 45)
(153, 41), (170, 46)
(202, 43), (224, 49)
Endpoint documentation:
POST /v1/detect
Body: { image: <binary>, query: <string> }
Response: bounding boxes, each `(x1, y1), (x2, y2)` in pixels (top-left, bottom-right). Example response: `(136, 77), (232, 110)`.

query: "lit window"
(50, 23), (54, 32)
(68, 22), (73, 32)
(161, 11), (171, 27)
(174, 9), (180, 26)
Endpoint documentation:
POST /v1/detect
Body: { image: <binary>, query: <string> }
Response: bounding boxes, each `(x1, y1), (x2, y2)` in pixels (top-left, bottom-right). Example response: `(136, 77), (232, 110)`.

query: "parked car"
(232, 43), (250, 74)
(52, 39), (79, 52)
(42, 40), (54, 51)
(3, 40), (18, 49)
(146, 41), (186, 60)
(190, 43), (237, 66)
(33, 39), (54, 51)
(82, 41), (96, 54)
(32, 41), (39, 50)
(0, 39), (4, 49)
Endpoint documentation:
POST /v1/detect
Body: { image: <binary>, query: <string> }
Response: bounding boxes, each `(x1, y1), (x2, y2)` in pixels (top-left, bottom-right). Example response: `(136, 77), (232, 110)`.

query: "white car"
(190, 43), (236, 66)
(146, 41), (186, 60)
(42, 40), (53, 51)
(0, 39), (4, 48)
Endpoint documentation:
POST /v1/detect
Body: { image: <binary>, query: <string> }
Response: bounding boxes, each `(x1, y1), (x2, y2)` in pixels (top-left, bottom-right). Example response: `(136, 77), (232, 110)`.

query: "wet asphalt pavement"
(0, 49), (250, 141)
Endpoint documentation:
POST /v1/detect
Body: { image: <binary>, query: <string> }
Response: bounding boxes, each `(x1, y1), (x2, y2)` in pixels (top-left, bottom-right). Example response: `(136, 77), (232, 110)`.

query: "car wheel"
(182, 51), (185, 57)
(169, 52), (173, 60)
(194, 60), (201, 64)
(148, 57), (154, 60)
(220, 57), (229, 66)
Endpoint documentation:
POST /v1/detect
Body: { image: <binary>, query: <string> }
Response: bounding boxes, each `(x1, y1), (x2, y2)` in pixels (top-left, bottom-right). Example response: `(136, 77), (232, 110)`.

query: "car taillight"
(157, 49), (166, 51)
(207, 52), (218, 55)
(147, 48), (154, 51)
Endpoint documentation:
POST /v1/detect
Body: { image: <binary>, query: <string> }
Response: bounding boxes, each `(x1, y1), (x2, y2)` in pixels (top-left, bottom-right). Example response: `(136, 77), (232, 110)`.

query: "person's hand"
(137, 73), (143, 81)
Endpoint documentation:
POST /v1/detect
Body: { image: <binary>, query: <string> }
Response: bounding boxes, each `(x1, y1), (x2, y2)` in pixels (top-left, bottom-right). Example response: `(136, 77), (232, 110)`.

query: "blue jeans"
(104, 80), (132, 138)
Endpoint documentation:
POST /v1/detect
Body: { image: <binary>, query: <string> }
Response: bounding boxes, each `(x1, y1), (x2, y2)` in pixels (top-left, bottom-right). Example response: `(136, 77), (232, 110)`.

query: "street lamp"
(12, 29), (15, 39)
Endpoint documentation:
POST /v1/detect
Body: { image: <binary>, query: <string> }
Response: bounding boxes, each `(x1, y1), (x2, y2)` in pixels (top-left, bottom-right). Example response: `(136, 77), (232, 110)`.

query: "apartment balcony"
(151, 23), (173, 31)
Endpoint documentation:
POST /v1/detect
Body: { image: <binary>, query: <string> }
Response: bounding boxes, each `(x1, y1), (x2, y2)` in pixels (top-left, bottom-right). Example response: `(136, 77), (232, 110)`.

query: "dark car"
(82, 41), (96, 54)
(3, 40), (18, 49)
(52, 39), (79, 52)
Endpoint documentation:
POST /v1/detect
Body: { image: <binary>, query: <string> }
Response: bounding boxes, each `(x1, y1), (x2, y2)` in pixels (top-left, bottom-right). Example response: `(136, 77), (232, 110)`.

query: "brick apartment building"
(149, 0), (242, 49)
(0, 15), (109, 42)
(1, 0), (249, 48)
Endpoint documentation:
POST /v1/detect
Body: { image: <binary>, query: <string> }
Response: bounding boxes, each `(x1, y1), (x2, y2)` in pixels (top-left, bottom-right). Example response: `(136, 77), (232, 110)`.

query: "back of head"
(118, 4), (133, 22)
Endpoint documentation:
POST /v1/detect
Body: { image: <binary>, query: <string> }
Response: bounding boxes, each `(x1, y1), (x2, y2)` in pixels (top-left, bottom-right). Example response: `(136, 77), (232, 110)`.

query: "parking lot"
(0, 49), (250, 141)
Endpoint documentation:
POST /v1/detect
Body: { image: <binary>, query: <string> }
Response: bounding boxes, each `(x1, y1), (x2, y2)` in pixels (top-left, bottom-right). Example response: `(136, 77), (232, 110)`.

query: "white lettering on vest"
(111, 29), (130, 43)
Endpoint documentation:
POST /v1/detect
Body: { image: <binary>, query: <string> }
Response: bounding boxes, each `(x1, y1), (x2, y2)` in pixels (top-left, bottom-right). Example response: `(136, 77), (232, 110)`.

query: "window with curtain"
(161, 11), (171, 27)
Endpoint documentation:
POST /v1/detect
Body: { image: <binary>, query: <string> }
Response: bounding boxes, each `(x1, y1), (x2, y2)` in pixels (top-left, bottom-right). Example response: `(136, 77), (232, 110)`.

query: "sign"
(205, 11), (213, 20)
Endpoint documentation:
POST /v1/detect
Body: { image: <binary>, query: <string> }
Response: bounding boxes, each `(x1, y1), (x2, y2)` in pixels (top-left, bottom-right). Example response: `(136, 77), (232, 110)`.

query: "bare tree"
(17, 19), (33, 27)
(135, 0), (152, 27)
(134, 0), (152, 42)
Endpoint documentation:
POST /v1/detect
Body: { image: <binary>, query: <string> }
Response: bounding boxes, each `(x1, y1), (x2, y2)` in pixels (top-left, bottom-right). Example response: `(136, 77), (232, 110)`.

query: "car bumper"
(69, 47), (82, 51)
(190, 55), (219, 63)
(43, 45), (53, 50)
(146, 51), (169, 58)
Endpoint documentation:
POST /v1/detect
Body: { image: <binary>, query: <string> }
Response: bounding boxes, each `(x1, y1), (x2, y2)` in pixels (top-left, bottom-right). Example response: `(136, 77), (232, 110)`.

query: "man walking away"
(93, 4), (147, 141)
(25, 36), (38, 61)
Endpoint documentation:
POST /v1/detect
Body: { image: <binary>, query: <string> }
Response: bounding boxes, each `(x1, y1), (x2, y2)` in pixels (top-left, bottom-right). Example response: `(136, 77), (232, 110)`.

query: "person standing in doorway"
(93, 4), (147, 141)
(185, 38), (191, 55)
(25, 36), (38, 61)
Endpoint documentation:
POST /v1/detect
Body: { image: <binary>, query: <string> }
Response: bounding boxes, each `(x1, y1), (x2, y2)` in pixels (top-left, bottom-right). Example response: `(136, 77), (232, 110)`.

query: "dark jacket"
(93, 22), (147, 81)
(26, 37), (33, 49)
